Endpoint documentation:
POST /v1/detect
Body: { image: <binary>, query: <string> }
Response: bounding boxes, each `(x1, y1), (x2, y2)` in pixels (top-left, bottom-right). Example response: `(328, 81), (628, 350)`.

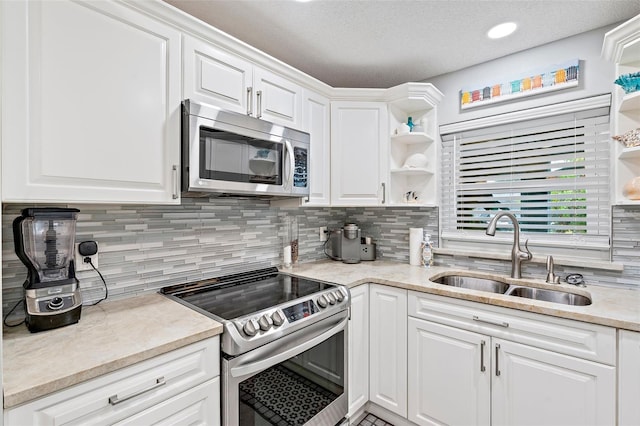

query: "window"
(440, 95), (611, 258)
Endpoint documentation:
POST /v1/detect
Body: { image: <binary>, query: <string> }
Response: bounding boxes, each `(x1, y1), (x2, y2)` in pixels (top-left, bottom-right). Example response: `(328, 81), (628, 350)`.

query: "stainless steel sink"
(505, 286), (591, 306)
(432, 274), (592, 306)
(433, 275), (510, 294)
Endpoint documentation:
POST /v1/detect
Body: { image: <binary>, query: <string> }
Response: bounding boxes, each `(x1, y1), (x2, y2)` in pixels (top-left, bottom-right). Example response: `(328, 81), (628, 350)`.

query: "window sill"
(433, 247), (624, 272)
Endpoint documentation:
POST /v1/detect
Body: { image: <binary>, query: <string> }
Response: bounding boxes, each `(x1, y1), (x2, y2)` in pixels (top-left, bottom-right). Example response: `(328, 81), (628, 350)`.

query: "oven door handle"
(230, 315), (348, 378)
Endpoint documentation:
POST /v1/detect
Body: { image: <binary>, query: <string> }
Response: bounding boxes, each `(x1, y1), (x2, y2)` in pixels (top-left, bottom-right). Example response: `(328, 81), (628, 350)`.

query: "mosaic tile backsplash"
(2, 199), (438, 315)
(3, 200), (638, 319)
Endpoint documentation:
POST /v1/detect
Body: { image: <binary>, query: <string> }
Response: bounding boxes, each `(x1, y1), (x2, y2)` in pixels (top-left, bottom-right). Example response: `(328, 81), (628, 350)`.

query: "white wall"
(426, 24), (617, 126)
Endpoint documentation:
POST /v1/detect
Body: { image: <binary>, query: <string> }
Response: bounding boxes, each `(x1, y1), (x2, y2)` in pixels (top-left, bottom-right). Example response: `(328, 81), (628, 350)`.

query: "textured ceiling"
(164, 0), (640, 88)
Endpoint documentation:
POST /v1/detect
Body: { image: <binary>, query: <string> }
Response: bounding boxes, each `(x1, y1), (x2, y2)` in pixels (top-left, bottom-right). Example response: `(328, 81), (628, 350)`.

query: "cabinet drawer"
(5, 337), (219, 426)
(114, 377), (220, 426)
(408, 292), (615, 365)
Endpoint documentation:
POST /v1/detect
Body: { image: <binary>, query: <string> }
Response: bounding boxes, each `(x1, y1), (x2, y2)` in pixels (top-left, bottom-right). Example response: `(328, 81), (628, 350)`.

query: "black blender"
(13, 208), (82, 332)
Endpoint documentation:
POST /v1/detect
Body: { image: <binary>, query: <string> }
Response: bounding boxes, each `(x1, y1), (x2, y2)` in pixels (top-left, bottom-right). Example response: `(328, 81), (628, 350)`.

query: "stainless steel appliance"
(12, 208), (82, 333)
(325, 224), (376, 263)
(161, 268), (349, 426)
(182, 100), (310, 198)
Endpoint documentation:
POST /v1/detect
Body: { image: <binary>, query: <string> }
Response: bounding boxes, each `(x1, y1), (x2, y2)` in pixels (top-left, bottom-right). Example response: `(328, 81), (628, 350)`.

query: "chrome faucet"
(485, 212), (532, 279)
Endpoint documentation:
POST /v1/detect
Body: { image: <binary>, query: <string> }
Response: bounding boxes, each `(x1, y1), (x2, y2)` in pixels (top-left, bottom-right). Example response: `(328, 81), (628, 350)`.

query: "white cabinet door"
(183, 35), (302, 130)
(407, 318), (490, 426)
(302, 89), (331, 206)
(1, 0), (181, 204)
(369, 284), (406, 417)
(348, 284), (369, 417)
(330, 102), (388, 206)
(183, 35), (253, 115)
(254, 67), (303, 129)
(619, 329), (640, 426)
(492, 338), (616, 426)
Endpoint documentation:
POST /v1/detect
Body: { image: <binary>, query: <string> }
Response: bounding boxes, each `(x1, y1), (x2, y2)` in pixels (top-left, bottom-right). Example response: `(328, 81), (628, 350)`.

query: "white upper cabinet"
(302, 89), (331, 206)
(602, 14), (640, 205)
(183, 35), (303, 130)
(1, 0), (182, 204)
(330, 101), (388, 206)
(183, 35), (253, 115)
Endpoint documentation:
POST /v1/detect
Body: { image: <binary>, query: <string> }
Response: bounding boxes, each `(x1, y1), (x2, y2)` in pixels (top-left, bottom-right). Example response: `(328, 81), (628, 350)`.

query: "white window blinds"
(440, 96), (611, 252)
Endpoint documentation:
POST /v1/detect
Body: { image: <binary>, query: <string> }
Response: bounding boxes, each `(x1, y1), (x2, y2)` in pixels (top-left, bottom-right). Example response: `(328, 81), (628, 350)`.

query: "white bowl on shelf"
(403, 153), (428, 168)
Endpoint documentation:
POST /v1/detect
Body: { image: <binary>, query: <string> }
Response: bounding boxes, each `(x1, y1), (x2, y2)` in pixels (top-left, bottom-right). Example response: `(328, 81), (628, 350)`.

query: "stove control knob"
(317, 295), (328, 308)
(243, 319), (260, 337)
(327, 293), (337, 305)
(258, 314), (274, 331)
(334, 291), (345, 302)
(271, 310), (286, 327)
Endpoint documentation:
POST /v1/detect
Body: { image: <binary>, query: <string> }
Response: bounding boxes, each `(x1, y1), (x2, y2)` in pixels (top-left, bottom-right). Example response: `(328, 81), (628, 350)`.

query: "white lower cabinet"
(492, 338), (615, 426)
(408, 318), (490, 426)
(348, 284), (369, 417)
(369, 284), (407, 417)
(408, 291), (616, 426)
(4, 337), (220, 426)
(619, 329), (640, 426)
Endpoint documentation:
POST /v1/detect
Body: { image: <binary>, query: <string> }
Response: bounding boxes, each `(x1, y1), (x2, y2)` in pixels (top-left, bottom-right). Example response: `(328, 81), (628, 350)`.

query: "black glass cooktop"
(161, 268), (334, 320)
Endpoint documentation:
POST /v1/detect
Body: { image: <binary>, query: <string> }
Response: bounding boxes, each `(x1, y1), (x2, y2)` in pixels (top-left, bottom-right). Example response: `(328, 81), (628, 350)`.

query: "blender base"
(25, 304), (82, 333)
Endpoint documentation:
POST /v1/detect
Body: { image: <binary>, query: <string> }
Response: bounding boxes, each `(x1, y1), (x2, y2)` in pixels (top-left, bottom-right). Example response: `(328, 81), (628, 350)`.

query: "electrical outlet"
(75, 243), (98, 272)
(319, 226), (328, 242)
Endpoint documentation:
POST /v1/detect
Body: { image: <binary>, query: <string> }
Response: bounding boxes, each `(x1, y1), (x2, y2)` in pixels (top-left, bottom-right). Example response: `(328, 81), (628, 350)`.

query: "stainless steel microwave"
(181, 100), (310, 198)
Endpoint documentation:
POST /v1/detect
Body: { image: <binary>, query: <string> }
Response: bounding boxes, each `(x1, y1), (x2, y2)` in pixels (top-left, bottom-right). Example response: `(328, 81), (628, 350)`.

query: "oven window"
(239, 331), (344, 425)
(199, 127), (283, 185)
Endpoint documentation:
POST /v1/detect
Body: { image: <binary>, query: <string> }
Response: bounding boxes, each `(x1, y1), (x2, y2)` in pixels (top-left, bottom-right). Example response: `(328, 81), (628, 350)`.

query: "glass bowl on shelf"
(614, 72), (640, 94)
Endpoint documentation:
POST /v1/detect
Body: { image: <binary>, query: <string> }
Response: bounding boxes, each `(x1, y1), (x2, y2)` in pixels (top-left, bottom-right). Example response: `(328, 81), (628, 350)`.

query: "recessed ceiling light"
(487, 22), (517, 39)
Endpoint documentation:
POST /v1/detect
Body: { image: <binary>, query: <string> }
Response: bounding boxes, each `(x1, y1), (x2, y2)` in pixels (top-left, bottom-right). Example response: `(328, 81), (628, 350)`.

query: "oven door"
(223, 311), (348, 426)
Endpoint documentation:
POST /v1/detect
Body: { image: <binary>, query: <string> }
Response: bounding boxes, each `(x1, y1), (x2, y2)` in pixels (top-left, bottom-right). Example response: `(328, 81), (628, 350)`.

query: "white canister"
(409, 228), (423, 266)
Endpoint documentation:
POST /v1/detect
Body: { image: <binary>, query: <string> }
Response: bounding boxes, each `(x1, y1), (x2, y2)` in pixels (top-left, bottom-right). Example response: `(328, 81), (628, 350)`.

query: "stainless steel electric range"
(161, 267), (350, 426)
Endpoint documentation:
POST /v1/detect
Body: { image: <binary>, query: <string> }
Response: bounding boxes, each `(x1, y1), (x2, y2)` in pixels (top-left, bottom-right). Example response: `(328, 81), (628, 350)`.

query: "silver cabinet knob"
(271, 310), (285, 327)
(317, 295), (328, 308)
(258, 314), (273, 331)
(327, 293), (336, 305)
(243, 319), (259, 337)
(334, 290), (344, 302)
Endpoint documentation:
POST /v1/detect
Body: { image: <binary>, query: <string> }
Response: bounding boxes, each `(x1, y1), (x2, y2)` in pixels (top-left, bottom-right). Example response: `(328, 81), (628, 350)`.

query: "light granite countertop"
(282, 259), (640, 332)
(4, 260), (638, 409)
(3, 292), (223, 409)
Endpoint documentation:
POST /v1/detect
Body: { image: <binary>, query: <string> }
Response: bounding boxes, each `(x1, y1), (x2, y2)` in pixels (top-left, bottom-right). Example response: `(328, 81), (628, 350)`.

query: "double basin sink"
(432, 274), (591, 306)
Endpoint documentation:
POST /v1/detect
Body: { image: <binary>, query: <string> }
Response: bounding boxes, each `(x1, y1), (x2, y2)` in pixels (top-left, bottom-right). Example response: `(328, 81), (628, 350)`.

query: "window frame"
(439, 94), (612, 261)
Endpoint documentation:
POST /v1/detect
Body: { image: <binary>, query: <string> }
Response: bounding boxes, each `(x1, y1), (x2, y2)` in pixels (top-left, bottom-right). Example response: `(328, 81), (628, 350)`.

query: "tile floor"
(356, 413), (394, 426)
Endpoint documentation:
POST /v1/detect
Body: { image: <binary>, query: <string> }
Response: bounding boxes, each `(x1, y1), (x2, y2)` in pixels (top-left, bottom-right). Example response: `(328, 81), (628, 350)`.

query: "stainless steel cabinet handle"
(480, 340), (486, 372)
(108, 377), (166, 406)
(256, 90), (262, 118)
(172, 165), (179, 199)
(495, 343), (501, 376)
(472, 315), (509, 328)
(247, 87), (253, 116)
(381, 182), (386, 204)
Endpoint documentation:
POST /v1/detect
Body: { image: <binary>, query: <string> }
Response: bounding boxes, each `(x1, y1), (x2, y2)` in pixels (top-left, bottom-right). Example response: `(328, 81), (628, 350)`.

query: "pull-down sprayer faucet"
(486, 212), (532, 279)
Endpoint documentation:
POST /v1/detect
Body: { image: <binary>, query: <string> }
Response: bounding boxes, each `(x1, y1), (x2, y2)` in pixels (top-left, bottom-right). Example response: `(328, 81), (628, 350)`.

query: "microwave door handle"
(284, 139), (294, 190)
